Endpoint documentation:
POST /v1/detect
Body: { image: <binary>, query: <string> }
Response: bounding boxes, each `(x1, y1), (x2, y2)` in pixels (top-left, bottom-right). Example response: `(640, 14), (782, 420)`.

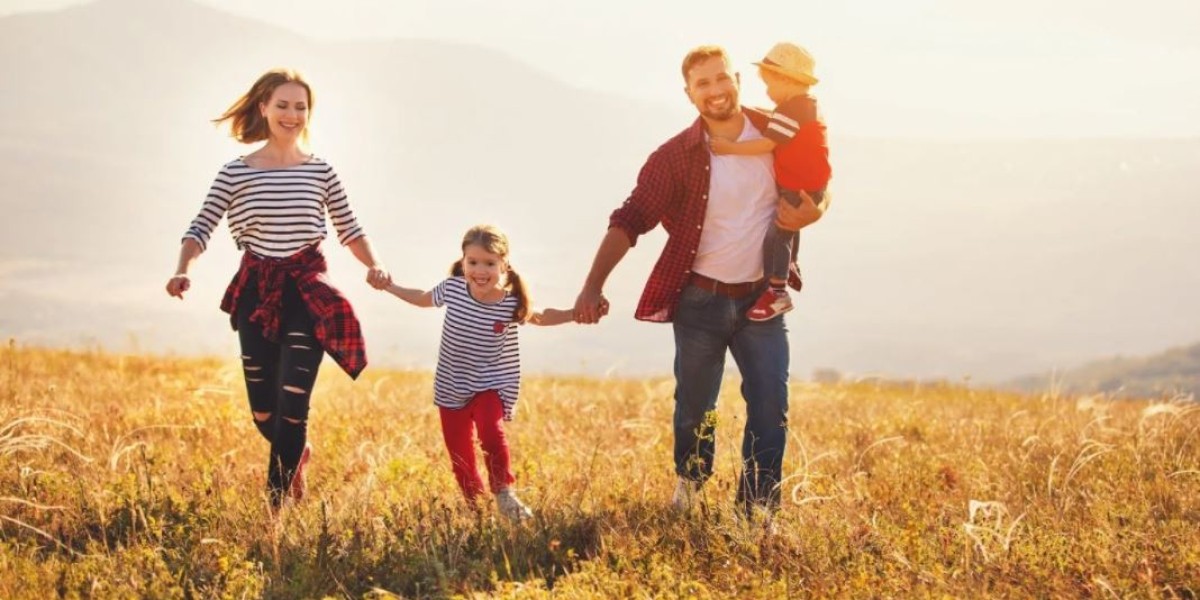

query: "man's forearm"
(583, 227), (633, 292)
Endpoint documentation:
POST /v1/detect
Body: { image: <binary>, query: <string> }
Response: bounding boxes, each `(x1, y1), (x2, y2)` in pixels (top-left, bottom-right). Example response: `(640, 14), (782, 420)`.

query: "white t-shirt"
(431, 276), (522, 420)
(691, 114), (779, 283)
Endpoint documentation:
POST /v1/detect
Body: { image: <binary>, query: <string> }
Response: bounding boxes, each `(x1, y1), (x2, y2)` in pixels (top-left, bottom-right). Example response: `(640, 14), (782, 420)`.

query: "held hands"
(366, 265), (392, 290)
(165, 274), (190, 299)
(776, 191), (824, 232)
(573, 287), (610, 324)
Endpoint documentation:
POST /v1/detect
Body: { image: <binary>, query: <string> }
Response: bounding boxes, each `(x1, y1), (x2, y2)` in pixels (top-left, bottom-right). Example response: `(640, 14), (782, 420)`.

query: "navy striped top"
(183, 157), (365, 258)
(431, 276), (522, 420)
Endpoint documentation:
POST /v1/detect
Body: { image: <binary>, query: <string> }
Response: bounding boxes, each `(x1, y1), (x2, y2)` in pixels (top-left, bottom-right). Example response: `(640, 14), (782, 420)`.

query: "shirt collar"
(682, 108), (761, 149)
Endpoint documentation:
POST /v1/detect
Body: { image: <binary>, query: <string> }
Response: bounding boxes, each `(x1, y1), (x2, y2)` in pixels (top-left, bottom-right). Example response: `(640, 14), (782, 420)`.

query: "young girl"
(165, 68), (391, 508)
(383, 225), (576, 521)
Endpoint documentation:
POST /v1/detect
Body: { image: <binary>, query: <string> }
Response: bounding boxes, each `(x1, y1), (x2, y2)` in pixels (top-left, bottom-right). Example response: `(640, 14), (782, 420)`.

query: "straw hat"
(753, 42), (819, 85)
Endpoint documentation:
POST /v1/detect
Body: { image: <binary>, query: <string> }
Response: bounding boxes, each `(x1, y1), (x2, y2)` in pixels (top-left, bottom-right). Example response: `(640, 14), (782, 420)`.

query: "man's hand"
(573, 286), (609, 324)
(776, 191), (824, 232)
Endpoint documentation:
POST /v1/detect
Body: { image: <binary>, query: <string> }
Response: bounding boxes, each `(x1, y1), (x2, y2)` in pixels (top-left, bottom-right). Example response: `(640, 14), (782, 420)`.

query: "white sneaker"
(495, 487), (533, 522)
(671, 478), (701, 512)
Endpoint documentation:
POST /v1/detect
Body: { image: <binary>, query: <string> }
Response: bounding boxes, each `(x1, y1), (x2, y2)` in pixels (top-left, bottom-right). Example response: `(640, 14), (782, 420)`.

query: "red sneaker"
(290, 443), (312, 500)
(747, 288), (794, 321)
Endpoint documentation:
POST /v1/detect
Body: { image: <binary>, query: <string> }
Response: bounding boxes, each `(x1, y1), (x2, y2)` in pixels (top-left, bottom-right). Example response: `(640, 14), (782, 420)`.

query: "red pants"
(438, 390), (514, 501)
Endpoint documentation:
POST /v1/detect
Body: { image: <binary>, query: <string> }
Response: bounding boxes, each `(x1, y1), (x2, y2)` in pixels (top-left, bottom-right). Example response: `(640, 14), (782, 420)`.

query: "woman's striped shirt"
(431, 276), (522, 420)
(182, 157), (365, 258)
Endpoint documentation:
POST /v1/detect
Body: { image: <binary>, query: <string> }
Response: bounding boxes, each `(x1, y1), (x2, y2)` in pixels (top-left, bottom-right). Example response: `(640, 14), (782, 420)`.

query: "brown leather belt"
(688, 272), (762, 299)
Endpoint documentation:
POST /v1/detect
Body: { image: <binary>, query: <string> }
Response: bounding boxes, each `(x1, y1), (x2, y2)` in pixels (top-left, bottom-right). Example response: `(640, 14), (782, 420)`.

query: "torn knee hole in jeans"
(289, 345), (312, 350)
(287, 332), (310, 337)
(295, 366), (311, 373)
(282, 417), (305, 425)
(283, 385), (307, 395)
(246, 377), (265, 383)
(253, 412), (272, 422)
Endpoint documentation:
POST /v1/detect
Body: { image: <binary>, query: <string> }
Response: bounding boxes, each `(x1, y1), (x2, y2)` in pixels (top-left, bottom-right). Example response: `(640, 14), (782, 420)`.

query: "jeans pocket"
(678, 284), (715, 310)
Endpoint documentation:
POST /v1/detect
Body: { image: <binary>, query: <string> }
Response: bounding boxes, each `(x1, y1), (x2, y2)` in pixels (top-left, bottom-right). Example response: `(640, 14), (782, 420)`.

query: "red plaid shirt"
(220, 245), (367, 379)
(609, 109), (799, 323)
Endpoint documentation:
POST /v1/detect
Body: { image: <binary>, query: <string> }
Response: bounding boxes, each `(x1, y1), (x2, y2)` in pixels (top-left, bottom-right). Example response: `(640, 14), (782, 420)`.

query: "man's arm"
(776, 190), (829, 231)
(574, 227), (633, 324)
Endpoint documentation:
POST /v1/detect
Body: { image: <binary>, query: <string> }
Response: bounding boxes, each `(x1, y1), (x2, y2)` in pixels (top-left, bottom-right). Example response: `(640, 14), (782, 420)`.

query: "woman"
(165, 68), (390, 507)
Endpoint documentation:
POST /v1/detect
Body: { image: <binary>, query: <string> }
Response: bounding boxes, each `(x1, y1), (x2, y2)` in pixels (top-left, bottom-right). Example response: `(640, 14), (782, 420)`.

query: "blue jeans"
(672, 283), (790, 507)
(764, 187), (824, 281)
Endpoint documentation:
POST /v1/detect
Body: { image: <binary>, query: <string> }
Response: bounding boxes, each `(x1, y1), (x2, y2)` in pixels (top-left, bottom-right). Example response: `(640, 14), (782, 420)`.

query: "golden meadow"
(0, 343), (1197, 598)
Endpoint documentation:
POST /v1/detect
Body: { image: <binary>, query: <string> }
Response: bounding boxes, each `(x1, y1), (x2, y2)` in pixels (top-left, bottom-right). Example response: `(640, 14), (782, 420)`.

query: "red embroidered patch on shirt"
(493, 321), (506, 334)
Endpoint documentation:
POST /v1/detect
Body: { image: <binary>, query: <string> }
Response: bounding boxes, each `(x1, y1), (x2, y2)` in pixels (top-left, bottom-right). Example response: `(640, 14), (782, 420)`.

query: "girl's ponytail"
(506, 267), (531, 324)
(448, 260), (464, 277)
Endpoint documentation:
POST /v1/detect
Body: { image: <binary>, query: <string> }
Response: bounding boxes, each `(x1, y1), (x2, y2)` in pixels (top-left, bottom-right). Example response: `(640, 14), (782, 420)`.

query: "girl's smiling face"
(461, 243), (507, 301)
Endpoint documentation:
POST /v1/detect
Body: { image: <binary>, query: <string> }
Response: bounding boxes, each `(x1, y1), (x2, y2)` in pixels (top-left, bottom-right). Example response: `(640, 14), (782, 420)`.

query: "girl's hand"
(366, 265), (392, 289)
(166, 274), (190, 299)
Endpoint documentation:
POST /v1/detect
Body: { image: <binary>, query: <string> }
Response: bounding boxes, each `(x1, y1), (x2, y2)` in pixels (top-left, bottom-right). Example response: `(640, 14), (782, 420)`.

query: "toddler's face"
(764, 80), (791, 106)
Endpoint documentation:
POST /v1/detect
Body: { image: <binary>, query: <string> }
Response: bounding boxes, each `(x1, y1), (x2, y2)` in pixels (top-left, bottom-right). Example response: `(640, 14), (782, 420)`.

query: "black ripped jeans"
(236, 275), (324, 506)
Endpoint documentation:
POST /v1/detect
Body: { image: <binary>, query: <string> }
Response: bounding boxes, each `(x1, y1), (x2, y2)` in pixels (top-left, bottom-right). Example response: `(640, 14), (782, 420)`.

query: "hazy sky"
(4, 0), (1200, 137)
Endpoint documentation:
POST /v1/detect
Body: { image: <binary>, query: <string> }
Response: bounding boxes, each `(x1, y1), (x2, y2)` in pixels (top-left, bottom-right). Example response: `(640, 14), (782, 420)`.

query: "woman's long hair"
(448, 225), (531, 323)
(213, 68), (313, 144)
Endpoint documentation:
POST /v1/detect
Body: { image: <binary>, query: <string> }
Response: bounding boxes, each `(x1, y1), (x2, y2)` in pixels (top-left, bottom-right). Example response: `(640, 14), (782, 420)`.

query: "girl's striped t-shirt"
(183, 157), (365, 258)
(431, 276), (521, 420)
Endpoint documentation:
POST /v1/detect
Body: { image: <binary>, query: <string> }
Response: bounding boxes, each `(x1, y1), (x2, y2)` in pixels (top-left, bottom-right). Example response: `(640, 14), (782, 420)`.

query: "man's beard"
(700, 93), (740, 121)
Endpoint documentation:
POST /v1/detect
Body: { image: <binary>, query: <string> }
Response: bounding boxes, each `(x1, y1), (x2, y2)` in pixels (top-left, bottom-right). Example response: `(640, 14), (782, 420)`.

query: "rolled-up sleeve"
(182, 167), (233, 250)
(608, 146), (677, 248)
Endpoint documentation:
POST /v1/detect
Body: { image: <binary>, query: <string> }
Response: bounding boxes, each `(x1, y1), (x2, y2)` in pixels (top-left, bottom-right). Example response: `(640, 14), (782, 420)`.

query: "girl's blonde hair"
(213, 68), (313, 144)
(449, 225), (532, 323)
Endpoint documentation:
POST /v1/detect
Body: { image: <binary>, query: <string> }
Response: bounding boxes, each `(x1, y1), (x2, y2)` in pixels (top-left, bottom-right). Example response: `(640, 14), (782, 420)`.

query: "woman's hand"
(166, 274), (191, 299)
(366, 265), (392, 290)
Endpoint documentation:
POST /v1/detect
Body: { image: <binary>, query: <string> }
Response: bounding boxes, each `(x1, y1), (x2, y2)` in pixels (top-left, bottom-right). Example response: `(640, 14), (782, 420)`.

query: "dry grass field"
(0, 342), (1197, 598)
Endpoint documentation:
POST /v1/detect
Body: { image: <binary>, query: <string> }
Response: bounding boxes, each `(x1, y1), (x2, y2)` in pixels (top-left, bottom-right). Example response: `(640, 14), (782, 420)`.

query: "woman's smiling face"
(259, 82), (309, 142)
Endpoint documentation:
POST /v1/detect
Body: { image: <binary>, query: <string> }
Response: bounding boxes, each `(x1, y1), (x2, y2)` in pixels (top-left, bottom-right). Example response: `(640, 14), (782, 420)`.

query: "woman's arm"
(165, 239), (204, 299)
(528, 307), (576, 326)
(383, 282), (434, 308)
(346, 236), (392, 289)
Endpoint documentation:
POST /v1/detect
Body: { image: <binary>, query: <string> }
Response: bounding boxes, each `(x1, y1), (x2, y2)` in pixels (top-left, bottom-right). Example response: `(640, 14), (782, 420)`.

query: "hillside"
(0, 344), (1196, 597)
(2, 0), (1200, 383)
(1011, 341), (1200, 398)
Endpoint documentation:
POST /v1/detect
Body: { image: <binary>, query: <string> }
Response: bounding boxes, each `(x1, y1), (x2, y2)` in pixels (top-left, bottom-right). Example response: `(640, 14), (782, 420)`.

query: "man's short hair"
(681, 45), (729, 84)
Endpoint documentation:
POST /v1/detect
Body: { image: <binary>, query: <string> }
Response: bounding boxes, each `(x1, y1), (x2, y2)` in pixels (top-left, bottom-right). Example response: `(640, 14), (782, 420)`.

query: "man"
(574, 45), (827, 513)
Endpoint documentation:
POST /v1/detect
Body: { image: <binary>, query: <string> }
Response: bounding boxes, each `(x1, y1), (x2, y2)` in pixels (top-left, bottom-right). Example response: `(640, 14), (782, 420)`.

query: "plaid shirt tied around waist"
(220, 245), (367, 379)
